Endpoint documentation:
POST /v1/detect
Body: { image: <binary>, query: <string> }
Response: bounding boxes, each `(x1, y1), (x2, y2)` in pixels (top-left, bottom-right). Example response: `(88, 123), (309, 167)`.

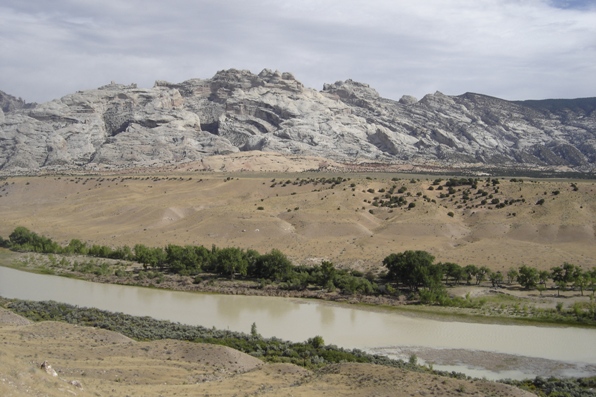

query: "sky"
(1, 0), (595, 104)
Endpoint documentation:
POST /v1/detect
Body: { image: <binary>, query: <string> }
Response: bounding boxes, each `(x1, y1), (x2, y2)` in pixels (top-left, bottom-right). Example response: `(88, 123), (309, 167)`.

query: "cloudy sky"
(1, 0), (595, 104)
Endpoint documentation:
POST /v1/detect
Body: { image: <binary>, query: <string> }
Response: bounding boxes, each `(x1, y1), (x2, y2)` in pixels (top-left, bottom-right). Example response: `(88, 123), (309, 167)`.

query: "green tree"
(165, 244), (201, 275)
(551, 263), (580, 294)
(8, 226), (60, 253)
(282, 269), (310, 291)
(194, 245), (215, 272)
(64, 239), (88, 255)
(251, 249), (293, 281)
(463, 265), (478, 285)
(383, 250), (436, 291)
(319, 261), (336, 287)
(9, 226), (35, 246)
(308, 335), (325, 349)
(554, 279), (567, 297)
(589, 270), (596, 296)
(538, 270), (550, 288)
(506, 268), (519, 285)
(334, 273), (376, 295)
(214, 247), (248, 279)
(250, 322), (260, 338)
(574, 271), (591, 296)
(109, 245), (133, 261)
(442, 262), (464, 286)
(87, 244), (112, 258)
(475, 266), (490, 285)
(489, 271), (504, 288)
(517, 265), (539, 290)
(134, 244), (166, 269)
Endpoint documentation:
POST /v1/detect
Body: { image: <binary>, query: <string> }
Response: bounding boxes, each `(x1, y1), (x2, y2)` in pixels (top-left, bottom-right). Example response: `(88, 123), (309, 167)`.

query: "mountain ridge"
(1, 69), (595, 172)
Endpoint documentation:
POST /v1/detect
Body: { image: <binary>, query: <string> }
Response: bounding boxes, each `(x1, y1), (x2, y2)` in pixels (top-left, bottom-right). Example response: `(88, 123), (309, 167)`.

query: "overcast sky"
(1, 0), (595, 104)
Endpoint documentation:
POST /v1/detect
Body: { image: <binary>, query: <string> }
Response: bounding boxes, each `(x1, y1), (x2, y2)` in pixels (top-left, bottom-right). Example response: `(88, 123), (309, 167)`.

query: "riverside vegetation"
(2, 225), (596, 326)
(0, 297), (420, 371)
(1, 298), (595, 397)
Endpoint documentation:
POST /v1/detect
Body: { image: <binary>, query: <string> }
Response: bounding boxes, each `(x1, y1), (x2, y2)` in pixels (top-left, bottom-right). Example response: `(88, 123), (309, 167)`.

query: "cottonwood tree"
(215, 247), (248, 279)
(489, 271), (504, 288)
(517, 265), (539, 290)
(250, 249), (292, 281)
(538, 270), (550, 289)
(552, 262), (580, 295)
(383, 250), (438, 291)
(463, 265), (478, 285)
(475, 266), (490, 285)
(574, 271), (591, 296)
(506, 268), (519, 285)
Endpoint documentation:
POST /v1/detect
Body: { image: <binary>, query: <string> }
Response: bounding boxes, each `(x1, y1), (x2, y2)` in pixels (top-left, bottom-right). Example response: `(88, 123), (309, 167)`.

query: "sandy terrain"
(0, 308), (534, 396)
(0, 154), (594, 273)
(373, 346), (596, 380)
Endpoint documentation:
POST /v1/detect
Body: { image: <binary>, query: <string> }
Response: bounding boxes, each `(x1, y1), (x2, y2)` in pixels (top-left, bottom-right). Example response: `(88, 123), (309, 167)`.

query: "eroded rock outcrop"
(1, 70), (595, 172)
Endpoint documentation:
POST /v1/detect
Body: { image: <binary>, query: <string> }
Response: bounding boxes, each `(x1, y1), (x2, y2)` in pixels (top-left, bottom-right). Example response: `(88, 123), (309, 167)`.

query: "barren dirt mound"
(0, 307), (31, 326)
(11, 321), (133, 344)
(0, 319), (536, 397)
(93, 339), (264, 373)
(309, 363), (535, 397)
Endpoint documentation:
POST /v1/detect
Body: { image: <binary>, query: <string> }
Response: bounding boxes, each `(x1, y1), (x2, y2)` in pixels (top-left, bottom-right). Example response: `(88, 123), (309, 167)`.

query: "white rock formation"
(1, 70), (595, 172)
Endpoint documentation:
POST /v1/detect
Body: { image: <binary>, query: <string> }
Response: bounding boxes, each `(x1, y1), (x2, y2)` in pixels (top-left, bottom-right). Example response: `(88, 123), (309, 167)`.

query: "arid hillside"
(0, 308), (534, 397)
(0, 156), (594, 272)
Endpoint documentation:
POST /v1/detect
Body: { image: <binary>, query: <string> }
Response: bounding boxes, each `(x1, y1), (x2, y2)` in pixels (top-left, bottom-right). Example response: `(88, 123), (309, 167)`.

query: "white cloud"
(0, 0), (595, 103)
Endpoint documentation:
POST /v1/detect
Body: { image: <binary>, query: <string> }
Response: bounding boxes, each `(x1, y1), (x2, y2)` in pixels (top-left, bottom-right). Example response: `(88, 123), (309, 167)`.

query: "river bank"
(2, 249), (595, 327)
(2, 263), (596, 382)
(0, 305), (544, 397)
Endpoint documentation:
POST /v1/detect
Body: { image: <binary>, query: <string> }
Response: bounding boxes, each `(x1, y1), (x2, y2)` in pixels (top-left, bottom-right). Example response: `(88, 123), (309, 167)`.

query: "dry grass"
(0, 309), (534, 396)
(0, 157), (594, 273)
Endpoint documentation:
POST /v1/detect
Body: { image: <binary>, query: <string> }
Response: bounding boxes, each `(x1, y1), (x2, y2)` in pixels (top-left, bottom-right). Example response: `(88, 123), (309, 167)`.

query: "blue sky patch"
(549, 0), (595, 10)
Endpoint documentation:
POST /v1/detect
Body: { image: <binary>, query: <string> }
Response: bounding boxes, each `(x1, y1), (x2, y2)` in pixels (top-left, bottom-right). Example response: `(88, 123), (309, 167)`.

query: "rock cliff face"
(1, 69), (595, 172)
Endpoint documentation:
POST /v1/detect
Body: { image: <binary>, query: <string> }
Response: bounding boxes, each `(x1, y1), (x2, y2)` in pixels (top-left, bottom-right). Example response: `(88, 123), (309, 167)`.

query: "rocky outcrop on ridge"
(0, 90), (35, 114)
(1, 69), (595, 172)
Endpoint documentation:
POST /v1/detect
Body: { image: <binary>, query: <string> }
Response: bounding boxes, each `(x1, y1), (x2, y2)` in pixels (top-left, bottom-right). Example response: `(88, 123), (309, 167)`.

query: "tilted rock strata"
(0, 70), (595, 171)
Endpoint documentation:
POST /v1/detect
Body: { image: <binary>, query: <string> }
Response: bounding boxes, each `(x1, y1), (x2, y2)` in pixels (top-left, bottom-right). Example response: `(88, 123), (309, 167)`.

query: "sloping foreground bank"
(0, 300), (545, 397)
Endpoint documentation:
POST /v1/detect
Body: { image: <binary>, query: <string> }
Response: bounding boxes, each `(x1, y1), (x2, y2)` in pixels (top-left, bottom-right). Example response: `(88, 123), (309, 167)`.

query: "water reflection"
(215, 294), (300, 323)
(316, 303), (335, 326)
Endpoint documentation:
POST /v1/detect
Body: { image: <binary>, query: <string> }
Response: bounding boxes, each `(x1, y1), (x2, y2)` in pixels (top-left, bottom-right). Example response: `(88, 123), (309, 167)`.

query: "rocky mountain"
(1, 69), (595, 172)
(0, 90), (35, 113)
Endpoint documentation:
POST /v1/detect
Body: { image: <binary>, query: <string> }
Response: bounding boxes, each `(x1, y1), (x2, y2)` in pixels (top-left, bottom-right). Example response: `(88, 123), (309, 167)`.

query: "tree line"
(0, 226), (376, 294)
(2, 226), (595, 300)
(383, 250), (596, 302)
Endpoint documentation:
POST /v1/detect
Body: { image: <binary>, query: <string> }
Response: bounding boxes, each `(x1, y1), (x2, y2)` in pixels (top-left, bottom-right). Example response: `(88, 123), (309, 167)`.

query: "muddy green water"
(1, 266), (595, 380)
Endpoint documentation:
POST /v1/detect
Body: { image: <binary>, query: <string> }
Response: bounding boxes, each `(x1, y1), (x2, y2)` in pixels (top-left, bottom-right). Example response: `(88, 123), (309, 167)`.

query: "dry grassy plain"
(1, 153), (594, 396)
(0, 153), (594, 273)
(0, 308), (535, 397)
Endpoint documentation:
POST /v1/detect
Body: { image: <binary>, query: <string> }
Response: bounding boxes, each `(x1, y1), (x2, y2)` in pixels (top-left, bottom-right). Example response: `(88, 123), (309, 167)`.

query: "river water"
(1, 266), (595, 380)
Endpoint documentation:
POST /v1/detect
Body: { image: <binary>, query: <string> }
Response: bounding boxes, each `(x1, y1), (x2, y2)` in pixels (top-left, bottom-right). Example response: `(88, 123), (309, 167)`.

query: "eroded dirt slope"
(0, 308), (533, 397)
(0, 168), (594, 271)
